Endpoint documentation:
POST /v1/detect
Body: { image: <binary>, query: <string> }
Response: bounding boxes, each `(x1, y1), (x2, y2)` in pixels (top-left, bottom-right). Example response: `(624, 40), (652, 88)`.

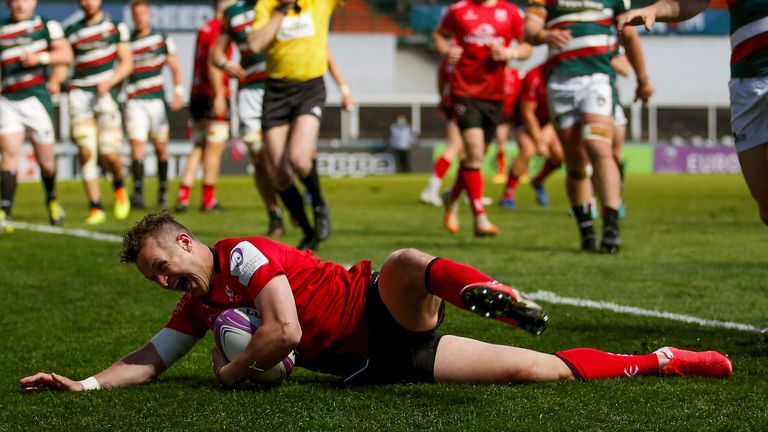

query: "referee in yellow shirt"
(248, 0), (340, 251)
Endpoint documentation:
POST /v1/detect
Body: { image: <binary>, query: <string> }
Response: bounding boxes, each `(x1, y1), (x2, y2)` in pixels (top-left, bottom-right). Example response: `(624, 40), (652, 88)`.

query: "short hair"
(120, 211), (194, 263)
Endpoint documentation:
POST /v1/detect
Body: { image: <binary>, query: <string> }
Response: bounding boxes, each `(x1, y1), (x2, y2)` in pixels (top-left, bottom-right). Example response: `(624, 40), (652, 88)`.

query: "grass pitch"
(1, 173), (767, 431)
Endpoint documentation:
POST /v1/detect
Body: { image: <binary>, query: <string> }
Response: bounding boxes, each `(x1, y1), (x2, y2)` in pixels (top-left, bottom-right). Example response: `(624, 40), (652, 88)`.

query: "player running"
(523, 0), (652, 252)
(0, 0), (73, 231)
(434, 0), (530, 237)
(19, 211), (732, 391)
(499, 63), (564, 209)
(125, 0), (184, 209)
(175, 0), (235, 213)
(60, 0), (133, 225)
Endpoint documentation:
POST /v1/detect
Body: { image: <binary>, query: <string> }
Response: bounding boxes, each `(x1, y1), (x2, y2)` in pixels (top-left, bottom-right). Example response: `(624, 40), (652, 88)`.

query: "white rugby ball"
(214, 307), (296, 385)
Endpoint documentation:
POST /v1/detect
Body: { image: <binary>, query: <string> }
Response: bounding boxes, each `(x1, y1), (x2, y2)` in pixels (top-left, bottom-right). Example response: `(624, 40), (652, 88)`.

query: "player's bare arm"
(617, 0), (710, 31)
(98, 41), (133, 96)
(48, 63), (69, 95)
(523, 6), (571, 48)
(208, 38), (230, 118)
(432, 30), (462, 65)
(247, 1), (293, 54)
(327, 48), (355, 110)
(210, 32), (245, 81)
(166, 52), (185, 111)
(214, 275), (301, 387)
(20, 342), (169, 392)
(619, 26), (655, 104)
(22, 36), (72, 68)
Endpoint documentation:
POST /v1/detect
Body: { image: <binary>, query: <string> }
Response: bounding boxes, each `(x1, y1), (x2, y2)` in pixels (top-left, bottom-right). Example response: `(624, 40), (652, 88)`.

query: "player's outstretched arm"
(166, 52), (185, 111)
(523, 7), (571, 48)
(20, 343), (168, 392)
(616, 0), (710, 31)
(327, 48), (355, 111)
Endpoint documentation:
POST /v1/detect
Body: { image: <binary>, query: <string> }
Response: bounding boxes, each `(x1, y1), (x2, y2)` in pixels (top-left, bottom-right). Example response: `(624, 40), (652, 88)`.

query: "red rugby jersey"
(164, 237), (372, 363)
(190, 18), (233, 97)
(438, 0), (524, 101)
(501, 67), (521, 117)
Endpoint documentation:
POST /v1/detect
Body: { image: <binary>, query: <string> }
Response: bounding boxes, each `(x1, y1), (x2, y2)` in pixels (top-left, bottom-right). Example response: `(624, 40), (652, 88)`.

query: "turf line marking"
(10, 222), (762, 333)
(528, 290), (762, 334)
(9, 221), (122, 243)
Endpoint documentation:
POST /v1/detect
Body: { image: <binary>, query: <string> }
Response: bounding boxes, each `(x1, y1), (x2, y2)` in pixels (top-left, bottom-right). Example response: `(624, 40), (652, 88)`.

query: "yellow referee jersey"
(253, 0), (341, 81)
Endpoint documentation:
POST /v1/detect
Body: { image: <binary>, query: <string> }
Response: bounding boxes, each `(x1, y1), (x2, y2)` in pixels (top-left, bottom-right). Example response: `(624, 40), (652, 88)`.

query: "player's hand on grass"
(445, 46), (463, 65)
(617, 7), (657, 32)
(19, 372), (84, 392)
(544, 29), (572, 49)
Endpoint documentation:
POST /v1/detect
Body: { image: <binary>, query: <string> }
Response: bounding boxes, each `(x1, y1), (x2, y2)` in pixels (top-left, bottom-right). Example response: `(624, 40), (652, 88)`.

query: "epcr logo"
(231, 248), (244, 267)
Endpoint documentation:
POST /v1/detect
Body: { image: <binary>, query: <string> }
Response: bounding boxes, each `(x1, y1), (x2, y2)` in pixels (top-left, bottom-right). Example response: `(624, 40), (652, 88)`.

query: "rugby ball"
(214, 307), (295, 385)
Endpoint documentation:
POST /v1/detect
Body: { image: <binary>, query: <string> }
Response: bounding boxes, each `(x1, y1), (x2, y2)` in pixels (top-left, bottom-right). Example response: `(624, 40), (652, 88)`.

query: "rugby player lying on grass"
(20, 212), (732, 391)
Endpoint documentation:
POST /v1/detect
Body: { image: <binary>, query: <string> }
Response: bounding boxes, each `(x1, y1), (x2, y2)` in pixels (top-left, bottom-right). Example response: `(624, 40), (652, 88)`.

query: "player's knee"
(207, 122), (229, 146)
(243, 130), (263, 153)
(291, 157), (312, 178)
(582, 122), (613, 145)
(567, 163), (592, 180)
(382, 248), (429, 275)
(127, 127), (149, 142)
(149, 129), (169, 144)
(98, 128), (123, 154)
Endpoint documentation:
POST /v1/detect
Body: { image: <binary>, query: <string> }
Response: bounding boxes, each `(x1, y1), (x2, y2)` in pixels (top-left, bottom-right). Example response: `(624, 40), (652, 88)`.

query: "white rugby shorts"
(237, 87), (264, 135)
(0, 95), (55, 144)
(729, 75), (768, 153)
(547, 72), (614, 130)
(124, 98), (169, 141)
(614, 103), (627, 127)
(68, 87), (122, 127)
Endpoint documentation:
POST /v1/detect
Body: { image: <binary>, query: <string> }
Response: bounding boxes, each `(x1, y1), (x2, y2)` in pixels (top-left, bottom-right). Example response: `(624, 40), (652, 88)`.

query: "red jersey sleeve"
(521, 71), (541, 103)
(165, 294), (208, 338)
(223, 239), (285, 302)
(437, 6), (458, 36)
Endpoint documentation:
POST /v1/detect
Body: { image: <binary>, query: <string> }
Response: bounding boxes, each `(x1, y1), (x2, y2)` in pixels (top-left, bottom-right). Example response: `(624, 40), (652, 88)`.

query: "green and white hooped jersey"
(528, 0), (629, 77)
(0, 14), (63, 103)
(729, 0), (768, 78)
(223, 0), (266, 90)
(127, 30), (176, 100)
(65, 14), (129, 93)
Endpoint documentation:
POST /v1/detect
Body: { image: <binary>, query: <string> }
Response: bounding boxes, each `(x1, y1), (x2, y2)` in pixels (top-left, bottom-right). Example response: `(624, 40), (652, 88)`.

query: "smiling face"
(135, 233), (213, 297)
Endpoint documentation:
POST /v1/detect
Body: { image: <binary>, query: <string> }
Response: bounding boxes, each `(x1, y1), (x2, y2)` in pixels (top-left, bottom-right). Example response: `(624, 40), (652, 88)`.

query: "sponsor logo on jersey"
(229, 241), (269, 287)
(464, 23), (505, 46)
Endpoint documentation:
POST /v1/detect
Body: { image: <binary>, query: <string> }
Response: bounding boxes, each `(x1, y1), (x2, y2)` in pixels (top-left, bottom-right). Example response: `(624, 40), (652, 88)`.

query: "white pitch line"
(9, 221), (122, 243)
(7, 222), (763, 333)
(528, 290), (762, 334)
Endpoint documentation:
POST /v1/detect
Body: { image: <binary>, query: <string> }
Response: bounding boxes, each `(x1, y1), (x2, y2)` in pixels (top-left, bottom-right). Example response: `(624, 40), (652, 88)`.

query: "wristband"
(38, 52), (50, 65)
(339, 84), (350, 96)
(174, 85), (184, 96)
(79, 376), (101, 391)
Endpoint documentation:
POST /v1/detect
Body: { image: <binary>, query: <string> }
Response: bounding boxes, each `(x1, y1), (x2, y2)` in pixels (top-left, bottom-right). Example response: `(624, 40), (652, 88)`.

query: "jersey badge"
(229, 241), (269, 286)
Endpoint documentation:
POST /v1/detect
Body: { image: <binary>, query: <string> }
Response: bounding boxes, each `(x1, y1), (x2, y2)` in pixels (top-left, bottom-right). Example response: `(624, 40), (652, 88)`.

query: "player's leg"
(730, 76), (768, 225)
(493, 121), (509, 184)
(530, 123), (563, 207)
(377, 248), (548, 334)
(95, 94), (130, 221)
(500, 126), (535, 209)
(558, 122), (597, 250)
(421, 119), (462, 206)
(737, 143), (768, 225)
(0, 124), (23, 231)
(69, 89), (105, 224)
(149, 108), (170, 208)
(200, 119), (229, 211)
(26, 97), (64, 226)
(176, 121), (206, 212)
(240, 87), (284, 236)
(582, 112), (620, 253)
(613, 104), (628, 188)
(125, 100), (150, 209)
(433, 338), (731, 384)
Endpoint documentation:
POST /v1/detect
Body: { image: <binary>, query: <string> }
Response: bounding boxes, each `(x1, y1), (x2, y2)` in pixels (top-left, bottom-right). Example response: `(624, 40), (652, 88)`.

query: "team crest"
(494, 9), (508, 22)
(462, 9), (478, 21)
